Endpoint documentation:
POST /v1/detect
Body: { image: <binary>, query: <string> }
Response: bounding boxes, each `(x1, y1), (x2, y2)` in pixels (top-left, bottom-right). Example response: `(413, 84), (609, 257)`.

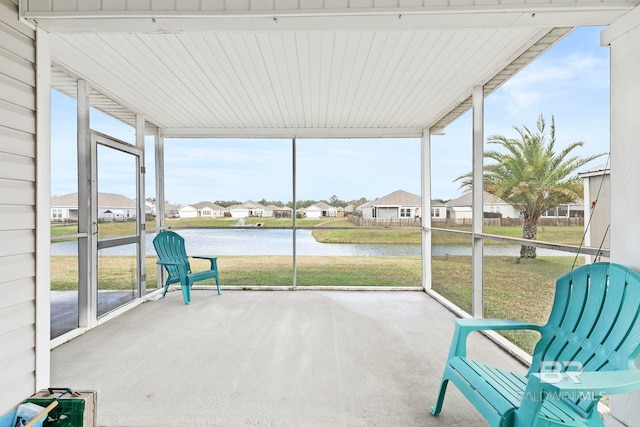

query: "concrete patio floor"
(50, 289), (528, 426)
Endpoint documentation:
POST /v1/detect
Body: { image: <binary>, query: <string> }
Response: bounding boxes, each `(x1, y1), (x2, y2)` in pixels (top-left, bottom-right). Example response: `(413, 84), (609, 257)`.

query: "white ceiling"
(25, 1), (639, 138)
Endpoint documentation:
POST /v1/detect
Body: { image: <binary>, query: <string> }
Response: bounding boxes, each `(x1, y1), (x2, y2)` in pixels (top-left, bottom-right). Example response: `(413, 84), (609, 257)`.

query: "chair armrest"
(448, 318), (543, 359)
(156, 260), (183, 266)
(456, 318), (543, 332)
(532, 369), (640, 396)
(191, 255), (218, 270)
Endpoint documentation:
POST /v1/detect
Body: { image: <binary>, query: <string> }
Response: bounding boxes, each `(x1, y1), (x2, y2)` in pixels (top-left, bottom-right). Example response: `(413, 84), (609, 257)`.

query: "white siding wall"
(607, 12), (640, 426)
(376, 207), (398, 219)
(230, 209), (251, 218)
(304, 209), (322, 219)
(178, 206), (197, 218)
(0, 0), (38, 417)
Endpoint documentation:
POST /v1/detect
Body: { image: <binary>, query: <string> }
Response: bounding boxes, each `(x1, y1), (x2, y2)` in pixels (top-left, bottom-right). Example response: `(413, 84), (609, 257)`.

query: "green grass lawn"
(432, 255), (583, 353)
(50, 255), (422, 290)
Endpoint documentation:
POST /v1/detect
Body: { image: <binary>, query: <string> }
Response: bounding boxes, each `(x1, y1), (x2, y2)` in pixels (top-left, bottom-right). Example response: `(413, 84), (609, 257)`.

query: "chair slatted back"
(528, 262), (640, 410)
(153, 230), (192, 280)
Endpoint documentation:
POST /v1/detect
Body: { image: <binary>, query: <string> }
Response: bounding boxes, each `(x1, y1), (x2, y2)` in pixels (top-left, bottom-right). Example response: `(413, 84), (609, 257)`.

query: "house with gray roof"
(146, 200), (180, 218)
(358, 190), (421, 220)
(264, 205), (293, 219)
(230, 201), (267, 218)
(51, 192), (143, 222)
(304, 201), (338, 219)
(194, 202), (225, 218)
(445, 191), (520, 222)
(178, 204), (197, 218)
(178, 201), (225, 218)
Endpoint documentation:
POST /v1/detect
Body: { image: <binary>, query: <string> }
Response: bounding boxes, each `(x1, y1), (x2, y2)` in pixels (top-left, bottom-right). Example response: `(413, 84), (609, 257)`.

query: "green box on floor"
(23, 389), (96, 427)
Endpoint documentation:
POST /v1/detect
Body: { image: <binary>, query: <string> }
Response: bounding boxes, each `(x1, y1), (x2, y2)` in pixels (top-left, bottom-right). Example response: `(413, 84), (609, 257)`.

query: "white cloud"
(498, 52), (608, 116)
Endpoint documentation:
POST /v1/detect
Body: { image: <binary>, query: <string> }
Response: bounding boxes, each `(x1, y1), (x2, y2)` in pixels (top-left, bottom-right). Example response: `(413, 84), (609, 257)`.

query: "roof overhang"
(22, 1), (639, 139)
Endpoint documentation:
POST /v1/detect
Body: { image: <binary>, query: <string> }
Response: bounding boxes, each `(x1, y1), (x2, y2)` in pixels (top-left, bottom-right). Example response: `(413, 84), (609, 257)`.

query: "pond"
(51, 228), (570, 257)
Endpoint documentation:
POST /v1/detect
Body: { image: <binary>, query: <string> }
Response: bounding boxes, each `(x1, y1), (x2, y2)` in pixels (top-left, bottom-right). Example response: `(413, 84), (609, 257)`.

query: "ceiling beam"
(601, 4), (640, 44)
(159, 127), (424, 139)
(23, 4), (633, 33)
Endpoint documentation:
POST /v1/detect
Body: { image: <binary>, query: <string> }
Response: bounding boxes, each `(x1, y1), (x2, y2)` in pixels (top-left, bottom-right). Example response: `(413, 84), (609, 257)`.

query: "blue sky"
(51, 26), (610, 205)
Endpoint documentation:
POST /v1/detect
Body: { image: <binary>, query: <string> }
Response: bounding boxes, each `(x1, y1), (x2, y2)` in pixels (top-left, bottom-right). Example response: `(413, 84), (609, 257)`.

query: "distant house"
(540, 203), (584, 219)
(359, 190), (421, 220)
(265, 205), (293, 219)
(343, 204), (357, 214)
(230, 201), (267, 218)
(430, 200), (447, 221)
(51, 193), (78, 222)
(263, 205), (276, 217)
(445, 191), (520, 222)
(165, 202), (180, 218)
(179, 202), (226, 218)
(146, 200), (180, 218)
(51, 192), (142, 222)
(194, 202), (225, 218)
(445, 191), (584, 223)
(178, 204), (197, 218)
(304, 201), (338, 219)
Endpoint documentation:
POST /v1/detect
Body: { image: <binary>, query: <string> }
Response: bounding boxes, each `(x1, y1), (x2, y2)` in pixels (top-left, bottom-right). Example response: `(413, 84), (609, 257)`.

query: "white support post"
(582, 177), (593, 264)
(155, 129), (165, 229)
(77, 79), (98, 329)
(154, 130), (165, 289)
(292, 138), (297, 289)
(135, 114), (146, 297)
(603, 11), (640, 426)
(421, 130), (432, 290)
(35, 27), (51, 389)
(472, 86), (484, 318)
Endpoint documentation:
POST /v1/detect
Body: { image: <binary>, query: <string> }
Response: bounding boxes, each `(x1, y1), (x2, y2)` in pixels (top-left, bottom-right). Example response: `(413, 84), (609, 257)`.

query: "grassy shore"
(52, 218), (585, 246)
(51, 217), (340, 240)
(313, 224), (585, 246)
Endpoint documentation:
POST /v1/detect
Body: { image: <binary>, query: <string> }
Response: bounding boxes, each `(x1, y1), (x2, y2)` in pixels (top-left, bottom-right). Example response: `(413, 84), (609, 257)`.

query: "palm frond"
(467, 114), (606, 227)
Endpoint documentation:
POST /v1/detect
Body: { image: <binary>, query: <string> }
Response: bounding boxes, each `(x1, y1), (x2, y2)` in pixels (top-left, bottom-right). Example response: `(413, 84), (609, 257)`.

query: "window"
(431, 208), (440, 218)
(400, 208), (411, 218)
(51, 208), (63, 220)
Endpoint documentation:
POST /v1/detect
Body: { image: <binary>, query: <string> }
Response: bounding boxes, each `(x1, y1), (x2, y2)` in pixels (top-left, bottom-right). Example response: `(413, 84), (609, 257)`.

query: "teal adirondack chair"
(431, 262), (640, 426)
(152, 230), (221, 304)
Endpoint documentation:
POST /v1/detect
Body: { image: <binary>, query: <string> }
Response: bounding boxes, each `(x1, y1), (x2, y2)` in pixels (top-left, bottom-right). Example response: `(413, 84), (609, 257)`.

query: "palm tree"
(457, 114), (605, 258)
